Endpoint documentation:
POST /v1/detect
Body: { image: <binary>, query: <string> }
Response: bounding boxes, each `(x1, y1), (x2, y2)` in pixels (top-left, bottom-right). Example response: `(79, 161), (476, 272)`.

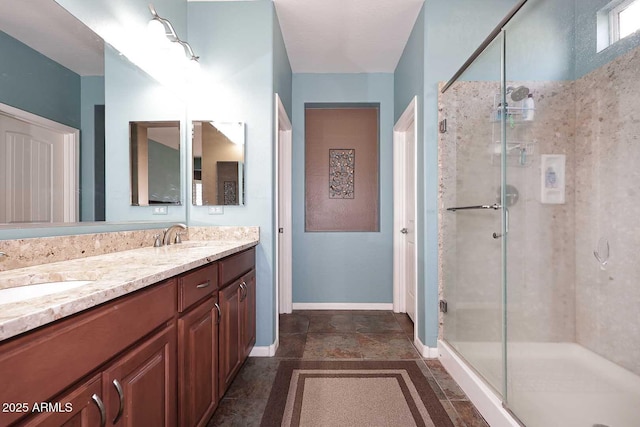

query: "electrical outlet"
(152, 206), (168, 215)
(208, 206), (224, 215)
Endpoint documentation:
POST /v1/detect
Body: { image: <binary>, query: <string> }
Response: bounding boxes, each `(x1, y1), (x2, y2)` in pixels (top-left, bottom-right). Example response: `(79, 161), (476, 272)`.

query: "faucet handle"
(153, 234), (162, 247)
(175, 232), (183, 244)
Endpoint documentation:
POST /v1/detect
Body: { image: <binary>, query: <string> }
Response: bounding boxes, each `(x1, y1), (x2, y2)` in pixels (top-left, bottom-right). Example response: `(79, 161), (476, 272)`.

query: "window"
(616, 0), (640, 39)
(598, 0), (640, 51)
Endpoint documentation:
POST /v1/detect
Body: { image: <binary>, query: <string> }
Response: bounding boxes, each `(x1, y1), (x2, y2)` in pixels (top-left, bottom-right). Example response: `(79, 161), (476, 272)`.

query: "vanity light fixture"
(148, 3), (199, 63)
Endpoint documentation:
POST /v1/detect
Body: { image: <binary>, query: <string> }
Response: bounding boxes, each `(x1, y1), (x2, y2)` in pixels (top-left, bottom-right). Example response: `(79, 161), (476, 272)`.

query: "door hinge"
(439, 299), (448, 313)
(439, 119), (447, 133)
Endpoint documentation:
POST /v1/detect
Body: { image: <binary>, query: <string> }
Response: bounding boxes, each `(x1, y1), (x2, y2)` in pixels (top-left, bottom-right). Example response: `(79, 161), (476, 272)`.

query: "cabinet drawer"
(178, 264), (218, 312)
(219, 247), (255, 286)
(0, 280), (176, 427)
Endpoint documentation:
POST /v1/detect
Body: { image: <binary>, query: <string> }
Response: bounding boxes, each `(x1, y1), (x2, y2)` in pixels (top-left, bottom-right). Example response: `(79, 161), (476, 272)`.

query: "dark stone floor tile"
(275, 333), (307, 358)
(440, 400), (467, 427)
(353, 312), (403, 333)
(224, 358), (280, 400)
(307, 313), (355, 333)
(279, 313), (309, 334)
(357, 332), (421, 359)
(451, 401), (490, 427)
(303, 333), (363, 359)
(393, 312), (415, 336)
(425, 359), (468, 400)
(207, 398), (267, 427)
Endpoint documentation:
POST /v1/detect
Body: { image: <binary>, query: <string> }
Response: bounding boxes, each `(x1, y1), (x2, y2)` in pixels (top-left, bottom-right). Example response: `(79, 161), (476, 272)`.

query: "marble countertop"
(0, 239), (258, 342)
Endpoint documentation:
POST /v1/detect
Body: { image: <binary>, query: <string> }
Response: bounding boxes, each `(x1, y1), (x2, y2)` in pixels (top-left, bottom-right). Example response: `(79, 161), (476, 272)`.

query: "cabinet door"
(22, 375), (104, 427)
(240, 270), (256, 359)
(218, 280), (241, 396)
(178, 297), (219, 427)
(103, 323), (177, 427)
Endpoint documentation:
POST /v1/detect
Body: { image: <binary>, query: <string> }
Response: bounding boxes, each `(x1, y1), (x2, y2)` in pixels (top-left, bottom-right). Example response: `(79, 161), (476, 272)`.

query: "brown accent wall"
(305, 108), (379, 232)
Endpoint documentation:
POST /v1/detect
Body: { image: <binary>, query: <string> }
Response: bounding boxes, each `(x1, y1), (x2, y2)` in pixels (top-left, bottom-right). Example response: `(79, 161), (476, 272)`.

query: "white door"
(404, 123), (417, 322)
(393, 97), (418, 325)
(275, 95), (293, 314)
(0, 113), (73, 223)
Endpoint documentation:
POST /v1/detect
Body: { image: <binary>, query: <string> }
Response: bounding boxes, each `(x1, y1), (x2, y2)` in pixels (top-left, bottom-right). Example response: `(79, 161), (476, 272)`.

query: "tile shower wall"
(574, 44), (640, 376)
(439, 79), (577, 344)
(439, 44), (640, 377)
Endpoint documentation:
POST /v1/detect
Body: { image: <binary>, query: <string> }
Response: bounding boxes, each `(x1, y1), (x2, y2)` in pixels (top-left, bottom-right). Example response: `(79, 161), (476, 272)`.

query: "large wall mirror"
(192, 121), (245, 206)
(0, 0), (187, 228)
(0, 0), (105, 224)
(130, 121), (181, 206)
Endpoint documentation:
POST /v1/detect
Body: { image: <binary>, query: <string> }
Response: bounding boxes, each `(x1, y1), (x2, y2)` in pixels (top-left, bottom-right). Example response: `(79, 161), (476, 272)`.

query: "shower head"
(508, 85), (530, 102)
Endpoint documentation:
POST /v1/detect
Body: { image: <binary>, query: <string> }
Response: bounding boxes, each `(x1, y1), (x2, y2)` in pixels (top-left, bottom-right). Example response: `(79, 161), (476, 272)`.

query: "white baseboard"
(438, 340), (521, 427)
(413, 336), (439, 358)
(249, 339), (279, 357)
(291, 303), (394, 310)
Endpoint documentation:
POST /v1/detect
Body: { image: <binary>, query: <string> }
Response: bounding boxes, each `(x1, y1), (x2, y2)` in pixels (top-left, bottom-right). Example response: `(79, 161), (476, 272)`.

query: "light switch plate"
(152, 206), (168, 215)
(208, 206), (224, 215)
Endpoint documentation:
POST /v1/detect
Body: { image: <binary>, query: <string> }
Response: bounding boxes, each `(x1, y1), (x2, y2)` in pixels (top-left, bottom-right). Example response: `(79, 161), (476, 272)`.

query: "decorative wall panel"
(305, 108), (379, 232)
(329, 149), (355, 199)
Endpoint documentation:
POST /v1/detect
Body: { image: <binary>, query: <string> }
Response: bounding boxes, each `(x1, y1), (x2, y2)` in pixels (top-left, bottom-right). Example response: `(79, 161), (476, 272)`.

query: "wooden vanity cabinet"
(102, 323), (176, 427)
(217, 248), (256, 396)
(218, 279), (242, 395)
(0, 246), (256, 427)
(21, 375), (103, 427)
(0, 279), (177, 427)
(177, 264), (219, 427)
(240, 269), (256, 360)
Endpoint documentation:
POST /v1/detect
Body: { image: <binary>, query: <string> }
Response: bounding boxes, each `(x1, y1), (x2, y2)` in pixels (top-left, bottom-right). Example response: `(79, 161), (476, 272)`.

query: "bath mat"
(260, 360), (454, 427)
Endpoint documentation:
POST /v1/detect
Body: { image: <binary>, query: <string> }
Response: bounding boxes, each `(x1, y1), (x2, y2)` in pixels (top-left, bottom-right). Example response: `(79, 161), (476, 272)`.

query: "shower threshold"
(439, 340), (640, 427)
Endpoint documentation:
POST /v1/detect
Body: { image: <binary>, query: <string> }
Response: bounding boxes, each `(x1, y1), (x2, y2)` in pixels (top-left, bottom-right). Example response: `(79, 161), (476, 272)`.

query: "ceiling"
(1, 0), (424, 77)
(274, 0), (424, 73)
(0, 0), (104, 76)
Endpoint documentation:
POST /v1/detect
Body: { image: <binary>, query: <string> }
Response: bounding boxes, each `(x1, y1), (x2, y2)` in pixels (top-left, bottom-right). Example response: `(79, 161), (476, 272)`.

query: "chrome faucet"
(163, 223), (187, 245)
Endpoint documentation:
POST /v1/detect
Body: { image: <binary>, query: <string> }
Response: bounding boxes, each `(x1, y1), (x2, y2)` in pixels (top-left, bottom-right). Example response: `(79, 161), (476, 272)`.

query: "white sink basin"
(0, 280), (94, 305)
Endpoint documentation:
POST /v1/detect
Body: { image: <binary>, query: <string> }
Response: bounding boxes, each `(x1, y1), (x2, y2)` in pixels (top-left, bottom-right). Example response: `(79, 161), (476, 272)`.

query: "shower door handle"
(446, 203), (507, 238)
(446, 203), (502, 212)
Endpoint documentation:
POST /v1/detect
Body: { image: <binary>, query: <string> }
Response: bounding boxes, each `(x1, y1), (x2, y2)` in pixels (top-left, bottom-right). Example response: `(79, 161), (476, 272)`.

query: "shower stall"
(437, 0), (640, 426)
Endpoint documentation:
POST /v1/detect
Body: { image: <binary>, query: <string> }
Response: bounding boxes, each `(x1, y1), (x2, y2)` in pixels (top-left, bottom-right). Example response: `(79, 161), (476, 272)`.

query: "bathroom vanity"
(0, 241), (257, 427)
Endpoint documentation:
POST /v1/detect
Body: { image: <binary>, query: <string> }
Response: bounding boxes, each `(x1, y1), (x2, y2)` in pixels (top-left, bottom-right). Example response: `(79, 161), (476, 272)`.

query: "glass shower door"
(440, 34), (506, 396)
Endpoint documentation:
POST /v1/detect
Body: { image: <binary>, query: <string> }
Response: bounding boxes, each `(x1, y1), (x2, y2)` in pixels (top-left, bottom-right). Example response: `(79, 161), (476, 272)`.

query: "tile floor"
(207, 310), (489, 427)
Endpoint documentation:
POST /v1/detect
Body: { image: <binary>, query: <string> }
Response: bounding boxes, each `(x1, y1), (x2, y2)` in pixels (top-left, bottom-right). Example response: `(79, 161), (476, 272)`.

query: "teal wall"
(187, 1), (282, 347)
(291, 73), (394, 304)
(419, 0), (517, 347)
(575, 0), (640, 78)
(0, 31), (80, 128)
(503, 0), (575, 81)
(273, 7), (292, 117)
(148, 140), (180, 203)
(80, 76), (105, 221)
(104, 45), (186, 222)
(394, 5), (426, 341)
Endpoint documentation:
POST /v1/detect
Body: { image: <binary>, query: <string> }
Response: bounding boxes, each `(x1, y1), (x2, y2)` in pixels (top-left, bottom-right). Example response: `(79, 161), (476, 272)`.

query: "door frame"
(275, 94), (293, 320)
(0, 102), (79, 223)
(393, 96), (418, 331)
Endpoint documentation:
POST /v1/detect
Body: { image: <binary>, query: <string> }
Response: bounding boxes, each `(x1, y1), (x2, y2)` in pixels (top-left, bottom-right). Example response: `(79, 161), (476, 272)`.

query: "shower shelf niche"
(490, 140), (537, 167)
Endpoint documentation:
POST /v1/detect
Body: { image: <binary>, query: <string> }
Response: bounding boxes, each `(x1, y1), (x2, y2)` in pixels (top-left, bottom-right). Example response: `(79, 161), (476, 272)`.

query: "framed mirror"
(192, 121), (245, 206)
(130, 121), (181, 206)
